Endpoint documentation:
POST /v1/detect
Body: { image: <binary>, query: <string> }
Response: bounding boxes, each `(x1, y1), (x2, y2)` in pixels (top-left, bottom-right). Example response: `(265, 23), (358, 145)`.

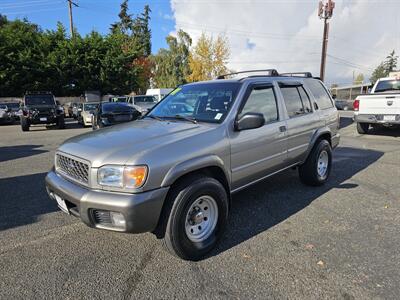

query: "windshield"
(149, 82), (242, 123)
(83, 103), (99, 111)
(374, 80), (400, 93)
(102, 103), (133, 113)
(25, 95), (54, 105)
(135, 96), (156, 103)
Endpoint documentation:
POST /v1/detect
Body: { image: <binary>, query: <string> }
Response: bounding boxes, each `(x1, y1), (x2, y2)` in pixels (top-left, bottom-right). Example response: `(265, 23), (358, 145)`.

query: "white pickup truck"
(354, 76), (400, 134)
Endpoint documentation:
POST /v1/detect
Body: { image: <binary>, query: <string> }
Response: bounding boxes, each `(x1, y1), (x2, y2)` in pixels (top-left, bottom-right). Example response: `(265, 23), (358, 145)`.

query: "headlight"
(97, 165), (148, 189)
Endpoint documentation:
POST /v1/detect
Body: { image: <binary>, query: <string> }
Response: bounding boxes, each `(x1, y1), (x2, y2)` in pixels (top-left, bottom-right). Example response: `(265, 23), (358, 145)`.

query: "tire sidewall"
(314, 140), (332, 183)
(168, 178), (228, 260)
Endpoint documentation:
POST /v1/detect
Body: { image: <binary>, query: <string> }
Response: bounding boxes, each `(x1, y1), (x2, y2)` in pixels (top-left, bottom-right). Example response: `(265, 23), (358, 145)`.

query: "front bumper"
(45, 171), (169, 233)
(354, 114), (400, 124)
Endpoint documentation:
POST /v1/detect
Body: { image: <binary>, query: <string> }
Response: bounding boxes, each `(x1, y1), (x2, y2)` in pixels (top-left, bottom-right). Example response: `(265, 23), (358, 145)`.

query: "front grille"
(56, 153), (89, 185)
(92, 210), (112, 225)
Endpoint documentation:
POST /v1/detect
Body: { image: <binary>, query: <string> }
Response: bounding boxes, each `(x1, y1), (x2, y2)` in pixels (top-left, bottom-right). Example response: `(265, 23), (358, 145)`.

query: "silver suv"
(45, 70), (340, 260)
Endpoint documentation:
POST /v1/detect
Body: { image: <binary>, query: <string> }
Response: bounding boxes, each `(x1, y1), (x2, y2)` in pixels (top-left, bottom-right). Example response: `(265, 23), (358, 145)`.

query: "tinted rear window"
(25, 95), (54, 105)
(306, 80), (333, 110)
(374, 80), (400, 93)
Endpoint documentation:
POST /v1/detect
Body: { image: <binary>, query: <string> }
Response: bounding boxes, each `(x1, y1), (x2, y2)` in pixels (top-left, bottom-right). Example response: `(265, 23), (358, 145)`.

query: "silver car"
(45, 70), (340, 260)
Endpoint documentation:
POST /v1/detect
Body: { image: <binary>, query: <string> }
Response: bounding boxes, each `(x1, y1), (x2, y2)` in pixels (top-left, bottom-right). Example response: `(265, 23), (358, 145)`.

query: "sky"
(2, 0), (400, 86)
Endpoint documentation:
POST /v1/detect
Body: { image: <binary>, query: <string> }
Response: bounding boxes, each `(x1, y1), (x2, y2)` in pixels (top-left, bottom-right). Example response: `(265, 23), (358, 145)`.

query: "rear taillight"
(353, 99), (360, 111)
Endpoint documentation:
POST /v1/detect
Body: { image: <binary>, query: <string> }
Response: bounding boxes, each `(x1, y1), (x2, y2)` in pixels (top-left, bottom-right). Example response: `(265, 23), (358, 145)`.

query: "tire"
(57, 115), (65, 129)
(299, 139), (332, 186)
(20, 117), (30, 131)
(161, 175), (229, 261)
(356, 122), (369, 134)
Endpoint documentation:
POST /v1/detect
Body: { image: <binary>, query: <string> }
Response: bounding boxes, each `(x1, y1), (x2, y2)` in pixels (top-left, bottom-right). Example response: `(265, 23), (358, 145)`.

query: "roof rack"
(216, 69), (279, 79)
(279, 72), (313, 78)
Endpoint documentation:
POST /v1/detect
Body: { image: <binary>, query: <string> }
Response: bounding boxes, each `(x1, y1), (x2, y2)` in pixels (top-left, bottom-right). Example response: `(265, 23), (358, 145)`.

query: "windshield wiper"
(172, 114), (197, 124)
(145, 115), (164, 121)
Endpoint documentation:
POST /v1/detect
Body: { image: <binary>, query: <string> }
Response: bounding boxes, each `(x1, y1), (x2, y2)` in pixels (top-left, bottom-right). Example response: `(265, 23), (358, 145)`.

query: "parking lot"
(0, 114), (399, 299)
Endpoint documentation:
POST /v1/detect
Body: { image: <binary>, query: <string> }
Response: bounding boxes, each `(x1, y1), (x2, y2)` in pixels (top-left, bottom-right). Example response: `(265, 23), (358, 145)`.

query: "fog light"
(110, 212), (126, 228)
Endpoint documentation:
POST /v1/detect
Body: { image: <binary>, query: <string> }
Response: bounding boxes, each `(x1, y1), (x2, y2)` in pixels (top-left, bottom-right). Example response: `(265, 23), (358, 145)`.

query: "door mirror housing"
(235, 112), (265, 131)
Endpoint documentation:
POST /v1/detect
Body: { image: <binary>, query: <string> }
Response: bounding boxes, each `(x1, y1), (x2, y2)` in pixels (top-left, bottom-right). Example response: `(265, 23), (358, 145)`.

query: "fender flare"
(161, 154), (230, 188)
(303, 127), (332, 161)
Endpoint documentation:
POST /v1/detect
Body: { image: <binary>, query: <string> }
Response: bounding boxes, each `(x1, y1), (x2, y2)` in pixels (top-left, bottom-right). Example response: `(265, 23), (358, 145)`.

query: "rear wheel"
(356, 122), (369, 134)
(20, 117), (30, 131)
(57, 115), (65, 129)
(160, 176), (229, 261)
(299, 139), (332, 186)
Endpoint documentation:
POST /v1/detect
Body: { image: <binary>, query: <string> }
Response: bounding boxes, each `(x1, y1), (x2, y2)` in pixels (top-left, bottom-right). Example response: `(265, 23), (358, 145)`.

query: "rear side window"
(298, 87), (312, 113)
(280, 86), (304, 118)
(239, 86), (278, 124)
(306, 80), (333, 110)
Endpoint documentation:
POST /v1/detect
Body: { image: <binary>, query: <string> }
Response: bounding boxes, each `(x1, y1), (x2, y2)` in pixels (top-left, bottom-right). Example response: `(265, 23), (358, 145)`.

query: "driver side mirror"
(235, 112), (265, 131)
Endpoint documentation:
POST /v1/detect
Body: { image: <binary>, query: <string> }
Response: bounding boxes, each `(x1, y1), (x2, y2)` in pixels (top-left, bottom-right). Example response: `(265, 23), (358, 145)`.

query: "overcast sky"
(171, 0), (400, 86)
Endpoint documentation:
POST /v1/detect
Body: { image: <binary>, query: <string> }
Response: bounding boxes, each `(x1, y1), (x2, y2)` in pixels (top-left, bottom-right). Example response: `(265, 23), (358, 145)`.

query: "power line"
(0, 0), (56, 8)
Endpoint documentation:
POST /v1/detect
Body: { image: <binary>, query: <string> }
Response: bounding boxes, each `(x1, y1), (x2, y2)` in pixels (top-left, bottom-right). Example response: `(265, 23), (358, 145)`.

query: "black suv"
(20, 92), (65, 131)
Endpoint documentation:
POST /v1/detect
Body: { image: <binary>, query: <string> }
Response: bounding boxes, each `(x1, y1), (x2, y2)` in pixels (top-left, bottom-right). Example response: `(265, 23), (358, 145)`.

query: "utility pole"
(67, 0), (78, 38)
(318, 0), (335, 81)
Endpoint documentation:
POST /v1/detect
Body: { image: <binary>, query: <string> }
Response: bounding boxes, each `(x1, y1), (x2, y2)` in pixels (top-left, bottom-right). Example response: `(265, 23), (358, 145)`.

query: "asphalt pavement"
(0, 114), (399, 299)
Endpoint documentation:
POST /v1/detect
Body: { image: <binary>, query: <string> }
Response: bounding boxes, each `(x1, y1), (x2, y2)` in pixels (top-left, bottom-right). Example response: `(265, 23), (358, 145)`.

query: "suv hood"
(58, 118), (214, 167)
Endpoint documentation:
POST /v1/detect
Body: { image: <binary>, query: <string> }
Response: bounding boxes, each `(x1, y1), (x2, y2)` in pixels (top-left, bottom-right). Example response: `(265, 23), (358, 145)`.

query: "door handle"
(279, 125), (287, 132)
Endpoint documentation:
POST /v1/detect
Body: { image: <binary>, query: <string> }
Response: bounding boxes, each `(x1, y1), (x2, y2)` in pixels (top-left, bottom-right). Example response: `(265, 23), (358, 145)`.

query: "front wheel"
(299, 139), (332, 186)
(161, 176), (229, 261)
(357, 122), (369, 134)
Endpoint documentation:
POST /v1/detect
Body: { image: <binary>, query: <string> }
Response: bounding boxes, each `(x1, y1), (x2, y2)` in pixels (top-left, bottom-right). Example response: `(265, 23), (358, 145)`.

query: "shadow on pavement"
(368, 126), (400, 137)
(0, 172), (58, 231)
(339, 116), (354, 129)
(0, 145), (47, 162)
(212, 146), (383, 257)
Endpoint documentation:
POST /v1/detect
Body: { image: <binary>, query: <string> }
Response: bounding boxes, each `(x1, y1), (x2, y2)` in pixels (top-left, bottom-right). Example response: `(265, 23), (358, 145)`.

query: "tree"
(110, 0), (133, 35)
(385, 50), (398, 73)
(353, 73), (364, 84)
(370, 50), (398, 84)
(151, 30), (192, 88)
(187, 33), (230, 82)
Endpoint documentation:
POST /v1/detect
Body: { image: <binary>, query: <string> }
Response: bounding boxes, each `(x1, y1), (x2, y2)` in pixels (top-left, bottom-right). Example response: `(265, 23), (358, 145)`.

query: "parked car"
(69, 102), (79, 119)
(109, 96), (128, 103)
(354, 75), (400, 134)
(0, 104), (13, 124)
(146, 88), (173, 102)
(92, 102), (142, 130)
(3, 102), (21, 120)
(45, 69), (339, 260)
(127, 95), (157, 113)
(334, 99), (353, 111)
(77, 102), (99, 127)
(20, 91), (65, 131)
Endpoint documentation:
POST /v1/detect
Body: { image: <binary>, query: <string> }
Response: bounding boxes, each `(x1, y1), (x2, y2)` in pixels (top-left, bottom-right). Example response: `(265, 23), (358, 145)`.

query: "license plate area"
(54, 194), (69, 214)
(40, 117), (47, 121)
(383, 115), (396, 121)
